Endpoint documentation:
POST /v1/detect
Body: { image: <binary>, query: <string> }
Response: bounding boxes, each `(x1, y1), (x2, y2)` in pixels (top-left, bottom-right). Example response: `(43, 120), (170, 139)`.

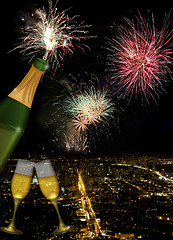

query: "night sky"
(1, 1), (173, 157)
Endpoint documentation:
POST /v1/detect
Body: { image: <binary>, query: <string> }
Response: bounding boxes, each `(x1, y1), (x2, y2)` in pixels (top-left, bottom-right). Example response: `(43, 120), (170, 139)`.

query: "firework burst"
(14, 0), (90, 68)
(44, 74), (120, 152)
(106, 10), (173, 101)
(64, 83), (116, 132)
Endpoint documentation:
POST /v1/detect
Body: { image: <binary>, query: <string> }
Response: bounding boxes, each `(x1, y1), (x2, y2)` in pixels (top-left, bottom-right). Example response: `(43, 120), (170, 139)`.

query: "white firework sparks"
(14, 0), (90, 67)
(64, 86), (115, 131)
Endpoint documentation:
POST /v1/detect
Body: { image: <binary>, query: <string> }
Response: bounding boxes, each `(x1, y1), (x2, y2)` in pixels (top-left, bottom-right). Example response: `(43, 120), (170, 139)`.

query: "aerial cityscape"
(0, 155), (173, 239)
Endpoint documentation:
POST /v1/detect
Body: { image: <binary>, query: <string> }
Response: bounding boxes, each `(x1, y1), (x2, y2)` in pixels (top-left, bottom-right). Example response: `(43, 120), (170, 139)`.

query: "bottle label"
(8, 65), (45, 108)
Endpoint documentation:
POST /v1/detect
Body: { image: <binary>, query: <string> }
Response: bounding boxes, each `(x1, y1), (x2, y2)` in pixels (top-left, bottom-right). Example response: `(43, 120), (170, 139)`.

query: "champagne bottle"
(0, 58), (49, 171)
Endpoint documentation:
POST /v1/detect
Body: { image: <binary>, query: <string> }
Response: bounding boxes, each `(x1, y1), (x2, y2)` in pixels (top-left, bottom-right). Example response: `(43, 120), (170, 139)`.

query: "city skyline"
(0, 156), (173, 239)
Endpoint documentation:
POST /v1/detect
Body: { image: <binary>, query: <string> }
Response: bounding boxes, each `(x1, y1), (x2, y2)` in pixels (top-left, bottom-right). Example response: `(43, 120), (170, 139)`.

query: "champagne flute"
(35, 160), (72, 235)
(0, 159), (34, 235)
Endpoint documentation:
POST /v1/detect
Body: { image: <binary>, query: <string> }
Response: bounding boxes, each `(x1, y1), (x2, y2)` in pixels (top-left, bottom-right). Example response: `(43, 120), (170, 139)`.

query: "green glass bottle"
(0, 58), (49, 172)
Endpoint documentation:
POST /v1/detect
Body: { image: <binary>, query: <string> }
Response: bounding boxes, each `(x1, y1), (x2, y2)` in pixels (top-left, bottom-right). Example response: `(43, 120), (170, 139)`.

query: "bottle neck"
(8, 64), (45, 109)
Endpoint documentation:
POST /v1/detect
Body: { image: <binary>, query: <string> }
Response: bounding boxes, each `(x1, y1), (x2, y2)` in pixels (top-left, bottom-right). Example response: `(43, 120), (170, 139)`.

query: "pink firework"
(73, 115), (89, 132)
(106, 11), (173, 100)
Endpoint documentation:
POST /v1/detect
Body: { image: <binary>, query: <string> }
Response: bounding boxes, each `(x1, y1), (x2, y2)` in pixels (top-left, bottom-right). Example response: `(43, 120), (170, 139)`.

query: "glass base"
(0, 226), (23, 235)
(52, 225), (72, 235)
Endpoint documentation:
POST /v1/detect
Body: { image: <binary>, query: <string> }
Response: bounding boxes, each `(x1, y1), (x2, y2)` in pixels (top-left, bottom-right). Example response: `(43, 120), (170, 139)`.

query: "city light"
(78, 172), (103, 237)
(0, 156), (173, 239)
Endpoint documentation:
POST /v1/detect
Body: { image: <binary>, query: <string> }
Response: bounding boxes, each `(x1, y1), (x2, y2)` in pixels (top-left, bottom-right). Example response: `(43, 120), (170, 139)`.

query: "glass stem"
(51, 198), (65, 227)
(8, 198), (22, 229)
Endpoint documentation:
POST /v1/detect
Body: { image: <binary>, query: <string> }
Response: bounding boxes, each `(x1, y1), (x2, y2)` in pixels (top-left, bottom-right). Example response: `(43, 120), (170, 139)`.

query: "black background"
(1, 0), (173, 157)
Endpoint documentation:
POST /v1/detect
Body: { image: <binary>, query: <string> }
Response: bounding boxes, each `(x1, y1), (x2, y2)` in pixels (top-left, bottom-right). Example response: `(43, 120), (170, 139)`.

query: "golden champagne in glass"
(12, 173), (32, 199)
(35, 160), (72, 235)
(0, 160), (34, 235)
(37, 175), (59, 200)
